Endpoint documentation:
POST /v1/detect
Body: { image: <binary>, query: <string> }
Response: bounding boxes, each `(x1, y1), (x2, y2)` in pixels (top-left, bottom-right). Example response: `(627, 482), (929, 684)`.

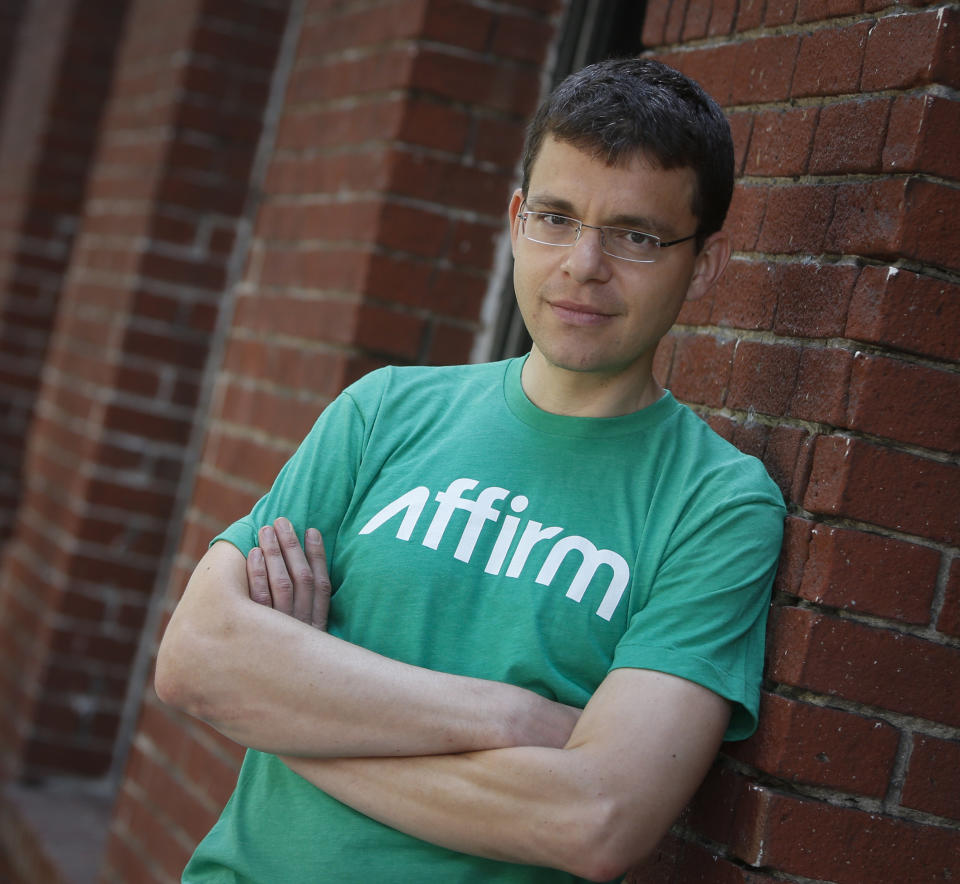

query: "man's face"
(509, 136), (724, 382)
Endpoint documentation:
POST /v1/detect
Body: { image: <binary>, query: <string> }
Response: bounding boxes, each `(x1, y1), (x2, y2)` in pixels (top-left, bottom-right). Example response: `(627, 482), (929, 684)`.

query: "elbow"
(154, 618), (221, 719)
(555, 798), (661, 883)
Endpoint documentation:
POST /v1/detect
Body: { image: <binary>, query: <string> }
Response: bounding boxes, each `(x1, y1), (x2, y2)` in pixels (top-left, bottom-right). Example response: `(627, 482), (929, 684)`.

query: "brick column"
(0, 0), (289, 788)
(0, 0), (128, 545)
(641, 2), (960, 881)
(101, 1), (564, 880)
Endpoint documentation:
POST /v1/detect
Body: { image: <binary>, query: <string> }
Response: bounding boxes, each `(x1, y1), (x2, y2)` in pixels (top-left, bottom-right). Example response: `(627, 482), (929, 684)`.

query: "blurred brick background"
(0, 0), (957, 882)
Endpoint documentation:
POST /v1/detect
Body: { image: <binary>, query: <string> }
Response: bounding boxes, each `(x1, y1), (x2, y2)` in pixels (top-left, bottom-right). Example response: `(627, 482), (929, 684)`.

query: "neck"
(520, 348), (662, 417)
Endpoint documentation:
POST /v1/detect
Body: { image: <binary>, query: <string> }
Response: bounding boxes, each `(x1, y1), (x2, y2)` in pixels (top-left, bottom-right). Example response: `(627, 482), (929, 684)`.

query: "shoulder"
(662, 397), (785, 511)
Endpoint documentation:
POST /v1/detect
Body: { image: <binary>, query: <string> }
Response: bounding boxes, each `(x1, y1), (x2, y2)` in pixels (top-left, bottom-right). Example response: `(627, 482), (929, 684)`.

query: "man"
(155, 58), (785, 883)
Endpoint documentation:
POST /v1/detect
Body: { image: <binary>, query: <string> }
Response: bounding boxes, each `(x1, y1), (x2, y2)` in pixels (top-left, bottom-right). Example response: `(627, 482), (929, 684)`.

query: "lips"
(548, 299), (616, 326)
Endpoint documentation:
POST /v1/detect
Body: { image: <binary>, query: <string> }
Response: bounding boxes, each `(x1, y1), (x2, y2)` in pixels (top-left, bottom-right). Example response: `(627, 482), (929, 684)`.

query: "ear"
(685, 229), (731, 301)
(508, 189), (525, 257)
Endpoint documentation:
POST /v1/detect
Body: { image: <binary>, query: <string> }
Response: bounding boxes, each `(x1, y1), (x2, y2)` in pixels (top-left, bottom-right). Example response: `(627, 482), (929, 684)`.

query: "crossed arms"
(155, 518), (730, 881)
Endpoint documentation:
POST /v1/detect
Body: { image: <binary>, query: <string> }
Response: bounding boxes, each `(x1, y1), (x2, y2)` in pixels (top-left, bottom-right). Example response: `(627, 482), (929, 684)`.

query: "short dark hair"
(521, 57), (735, 244)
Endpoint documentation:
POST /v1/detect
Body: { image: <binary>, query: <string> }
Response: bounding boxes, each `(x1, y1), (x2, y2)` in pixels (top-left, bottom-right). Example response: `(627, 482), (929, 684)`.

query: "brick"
(652, 334), (676, 388)
(385, 151), (511, 216)
(825, 179), (906, 261)
(775, 516), (814, 595)
(798, 524), (939, 622)
(298, 2), (423, 53)
(862, 8), (960, 91)
(192, 472), (260, 527)
(641, 0), (669, 46)
(772, 262), (858, 337)
(762, 425), (813, 501)
(710, 261), (777, 331)
(848, 353), (960, 452)
(804, 435), (960, 544)
(397, 98), (471, 155)
(681, 0), (713, 40)
(354, 302), (425, 360)
(662, 1), (686, 44)
(410, 49), (541, 116)
(757, 182), (834, 254)
(424, 1), (494, 53)
(668, 333), (736, 407)
(730, 421), (769, 462)
(902, 734), (960, 821)
(796, 0), (862, 22)
(683, 764), (755, 847)
(378, 201), (451, 259)
(846, 266), (960, 361)
(275, 100), (405, 152)
(788, 347), (852, 425)
(216, 383), (322, 451)
(287, 47), (417, 105)
(727, 340), (801, 416)
(221, 338), (347, 399)
(631, 833), (752, 883)
(731, 35), (801, 105)
(735, 0), (765, 32)
(728, 692), (900, 796)
(490, 11), (554, 64)
(654, 45), (739, 106)
(709, 0), (739, 36)
(764, 0), (797, 26)
(448, 217), (499, 270)
(727, 111), (753, 176)
(810, 97), (890, 174)
(729, 786), (960, 882)
(901, 178), (960, 272)
(744, 107), (818, 177)
(426, 321), (476, 365)
(725, 183), (767, 252)
(792, 21), (871, 98)
(256, 246), (369, 292)
(676, 284), (713, 325)
(768, 606), (960, 726)
(474, 116), (527, 169)
(884, 94), (960, 179)
(939, 558), (960, 637)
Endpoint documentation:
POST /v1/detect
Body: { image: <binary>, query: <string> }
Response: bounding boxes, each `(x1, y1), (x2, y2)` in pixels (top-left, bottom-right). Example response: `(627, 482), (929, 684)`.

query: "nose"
(561, 223), (612, 283)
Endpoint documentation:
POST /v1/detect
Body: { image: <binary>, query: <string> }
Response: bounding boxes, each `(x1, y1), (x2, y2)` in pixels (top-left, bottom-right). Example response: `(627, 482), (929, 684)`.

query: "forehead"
(526, 136), (698, 231)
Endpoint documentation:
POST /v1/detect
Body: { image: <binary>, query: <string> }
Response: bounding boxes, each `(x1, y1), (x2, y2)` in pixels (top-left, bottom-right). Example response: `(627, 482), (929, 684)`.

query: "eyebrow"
(525, 192), (673, 237)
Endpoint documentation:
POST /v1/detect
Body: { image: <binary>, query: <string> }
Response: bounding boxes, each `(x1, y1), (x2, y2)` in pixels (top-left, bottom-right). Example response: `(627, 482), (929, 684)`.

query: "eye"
(609, 227), (659, 255)
(539, 213), (577, 228)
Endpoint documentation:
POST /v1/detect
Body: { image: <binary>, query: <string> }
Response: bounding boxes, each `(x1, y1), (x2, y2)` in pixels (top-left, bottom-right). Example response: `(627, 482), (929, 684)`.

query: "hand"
(246, 517), (331, 630)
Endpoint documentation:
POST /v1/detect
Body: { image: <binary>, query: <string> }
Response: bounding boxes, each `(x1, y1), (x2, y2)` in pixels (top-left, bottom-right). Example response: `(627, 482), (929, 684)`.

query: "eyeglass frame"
(516, 200), (699, 264)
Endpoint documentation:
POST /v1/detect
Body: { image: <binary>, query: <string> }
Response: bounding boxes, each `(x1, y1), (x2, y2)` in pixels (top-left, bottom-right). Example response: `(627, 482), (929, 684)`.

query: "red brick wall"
(0, 0), (288, 785)
(99, 1), (564, 881)
(640, 1), (960, 881)
(0, 0), (128, 546)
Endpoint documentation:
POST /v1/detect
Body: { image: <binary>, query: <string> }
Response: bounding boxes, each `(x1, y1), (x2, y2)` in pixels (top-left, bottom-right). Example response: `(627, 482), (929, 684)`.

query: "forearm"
(281, 669), (730, 881)
(155, 542), (577, 757)
(282, 746), (635, 881)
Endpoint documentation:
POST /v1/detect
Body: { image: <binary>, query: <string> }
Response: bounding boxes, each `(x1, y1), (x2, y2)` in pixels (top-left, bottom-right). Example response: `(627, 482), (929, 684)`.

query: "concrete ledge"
(0, 782), (111, 884)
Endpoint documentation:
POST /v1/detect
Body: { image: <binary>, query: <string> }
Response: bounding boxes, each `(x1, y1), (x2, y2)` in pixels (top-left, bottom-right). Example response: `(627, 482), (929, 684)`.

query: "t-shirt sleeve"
(212, 386), (372, 560)
(610, 481), (785, 741)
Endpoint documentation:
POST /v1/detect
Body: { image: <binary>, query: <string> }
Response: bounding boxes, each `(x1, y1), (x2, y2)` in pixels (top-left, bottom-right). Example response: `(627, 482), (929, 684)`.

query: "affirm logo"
(358, 477), (629, 620)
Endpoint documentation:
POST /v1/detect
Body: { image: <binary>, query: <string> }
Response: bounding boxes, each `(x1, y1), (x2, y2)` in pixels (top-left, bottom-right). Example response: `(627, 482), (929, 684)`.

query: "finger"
(304, 528), (331, 631)
(246, 547), (273, 607)
(259, 525), (294, 615)
(274, 517), (315, 624)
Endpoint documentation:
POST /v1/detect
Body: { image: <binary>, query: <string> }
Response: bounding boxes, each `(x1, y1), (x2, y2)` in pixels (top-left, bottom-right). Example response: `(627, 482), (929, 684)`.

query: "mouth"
(547, 299), (616, 327)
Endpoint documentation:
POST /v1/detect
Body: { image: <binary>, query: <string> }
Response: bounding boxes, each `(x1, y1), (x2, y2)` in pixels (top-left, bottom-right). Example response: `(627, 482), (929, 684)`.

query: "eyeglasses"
(518, 202), (698, 263)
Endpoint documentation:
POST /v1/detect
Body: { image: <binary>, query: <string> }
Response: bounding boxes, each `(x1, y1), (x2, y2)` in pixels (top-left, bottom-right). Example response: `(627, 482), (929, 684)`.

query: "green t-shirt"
(183, 357), (785, 883)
